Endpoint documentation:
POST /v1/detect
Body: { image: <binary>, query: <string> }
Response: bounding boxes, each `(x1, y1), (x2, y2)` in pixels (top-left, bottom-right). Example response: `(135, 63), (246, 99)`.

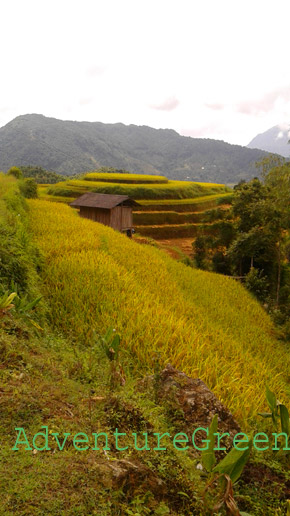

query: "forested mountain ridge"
(0, 113), (271, 182)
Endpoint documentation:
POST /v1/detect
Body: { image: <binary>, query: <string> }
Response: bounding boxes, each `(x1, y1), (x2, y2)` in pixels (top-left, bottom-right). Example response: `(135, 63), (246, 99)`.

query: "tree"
(262, 160), (290, 304)
(7, 166), (23, 179)
(19, 178), (38, 198)
(230, 159), (290, 306)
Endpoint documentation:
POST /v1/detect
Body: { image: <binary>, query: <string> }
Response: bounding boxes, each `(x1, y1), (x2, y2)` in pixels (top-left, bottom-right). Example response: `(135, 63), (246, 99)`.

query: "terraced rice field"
(28, 199), (290, 426)
(39, 173), (232, 242)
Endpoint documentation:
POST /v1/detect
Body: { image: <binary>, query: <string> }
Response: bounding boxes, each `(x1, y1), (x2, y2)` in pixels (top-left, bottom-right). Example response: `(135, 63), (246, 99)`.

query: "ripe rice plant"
(28, 200), (290, 426)
(133, 211), (204, 225)
(47, 178), (229, 200)
(83, 172), (169, 184)
(139, 194), (231, 212)
(135, 223), (215, 239)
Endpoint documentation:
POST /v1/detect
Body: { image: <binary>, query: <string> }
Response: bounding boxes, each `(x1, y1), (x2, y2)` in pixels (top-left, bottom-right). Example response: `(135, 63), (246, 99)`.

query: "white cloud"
(86, 65), (107, 78)
(0, 0), (290, 145)
(150, 97), (180, 111)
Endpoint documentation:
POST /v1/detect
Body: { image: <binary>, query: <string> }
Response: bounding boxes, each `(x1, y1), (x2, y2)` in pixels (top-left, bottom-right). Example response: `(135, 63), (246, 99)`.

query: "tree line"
(193, 155), (290, 337)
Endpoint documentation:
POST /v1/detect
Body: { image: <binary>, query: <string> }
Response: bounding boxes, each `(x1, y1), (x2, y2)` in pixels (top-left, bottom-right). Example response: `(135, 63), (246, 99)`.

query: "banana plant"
(259, 386), (290, 456)
(0, 292), (17, 317)
(13, 294), (42, 316)
(99, 327), (125, 387)
(0, 289), (43, 329)
(201, 415), (253, 515)
(202, 415), (252, 483)
(100, 327), (121, 362)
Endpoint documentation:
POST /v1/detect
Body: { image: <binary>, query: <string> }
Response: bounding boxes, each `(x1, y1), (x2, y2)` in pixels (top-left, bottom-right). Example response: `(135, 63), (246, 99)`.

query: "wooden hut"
(70, 193), (139, 234)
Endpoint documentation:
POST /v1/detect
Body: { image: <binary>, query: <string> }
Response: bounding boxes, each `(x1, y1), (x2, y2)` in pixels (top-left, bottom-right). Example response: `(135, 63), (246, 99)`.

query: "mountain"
(247, 124), (290, 157)
(0, 114), (271, 183)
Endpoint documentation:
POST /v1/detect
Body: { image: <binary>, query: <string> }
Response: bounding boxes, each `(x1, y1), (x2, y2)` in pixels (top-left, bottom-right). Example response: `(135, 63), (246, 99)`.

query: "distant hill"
(247, 124), (290, 157)
(0, 114), (271, 183)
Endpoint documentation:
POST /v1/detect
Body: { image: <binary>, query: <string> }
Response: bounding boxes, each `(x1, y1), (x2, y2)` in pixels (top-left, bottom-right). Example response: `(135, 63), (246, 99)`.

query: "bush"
(19, 178), (38, 198)
(7, 166), (23, 179)
(244, 267), (269, 303)
(212, 250), (232, 274)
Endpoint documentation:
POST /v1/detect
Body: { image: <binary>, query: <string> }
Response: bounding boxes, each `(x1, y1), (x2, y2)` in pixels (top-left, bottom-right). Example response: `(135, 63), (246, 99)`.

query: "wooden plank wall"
(79, 205), (133, 231)
(121, 207), (133, 229)
(80, 207), (111, 226)
(110, 206), (123, 230)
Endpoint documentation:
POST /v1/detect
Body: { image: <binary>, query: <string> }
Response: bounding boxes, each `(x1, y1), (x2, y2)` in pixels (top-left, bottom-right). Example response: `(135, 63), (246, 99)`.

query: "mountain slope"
(0, 114), (270, 182)
(247, 124), (290, 157)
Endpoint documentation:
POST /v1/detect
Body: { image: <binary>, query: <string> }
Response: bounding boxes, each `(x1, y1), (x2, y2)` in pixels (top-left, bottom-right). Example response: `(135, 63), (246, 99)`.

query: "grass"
(28, 199), (290, 426)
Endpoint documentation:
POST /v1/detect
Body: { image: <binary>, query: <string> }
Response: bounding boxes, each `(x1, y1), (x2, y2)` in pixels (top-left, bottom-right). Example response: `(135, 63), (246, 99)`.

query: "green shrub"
(244, 268), (269, 303)
(19, 178), (38, 198)
(7, 166), (23, 179)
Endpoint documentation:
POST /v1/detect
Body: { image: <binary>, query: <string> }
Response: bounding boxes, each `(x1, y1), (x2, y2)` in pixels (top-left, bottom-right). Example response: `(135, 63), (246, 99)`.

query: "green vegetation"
(20, 166), (65, 184)
(192, 156), (290, 338)
(7, 166), (23, 179)
(0, 174), (39, 295)
(19, 178), (38, 199)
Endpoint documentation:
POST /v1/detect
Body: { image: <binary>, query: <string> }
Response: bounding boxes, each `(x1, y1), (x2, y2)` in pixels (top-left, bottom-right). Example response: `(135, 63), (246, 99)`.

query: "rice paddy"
(82, 172), (169, 183)
(47, 176), (230, 200)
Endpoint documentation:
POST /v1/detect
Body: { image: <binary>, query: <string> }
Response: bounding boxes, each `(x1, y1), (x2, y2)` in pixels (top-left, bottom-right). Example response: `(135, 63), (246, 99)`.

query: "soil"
(157, 237), (195, 258)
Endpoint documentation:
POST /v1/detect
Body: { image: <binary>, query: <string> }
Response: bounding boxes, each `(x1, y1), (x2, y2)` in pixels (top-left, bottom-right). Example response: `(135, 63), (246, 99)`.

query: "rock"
(150, 364), (241, 451)
(95, 458), (166, 496)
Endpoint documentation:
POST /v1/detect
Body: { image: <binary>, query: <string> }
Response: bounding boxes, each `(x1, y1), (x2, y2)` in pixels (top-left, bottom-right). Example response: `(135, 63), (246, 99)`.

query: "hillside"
(247, 124), (290, 157)
(0, 114), (270, 183)
(2, 175), (290, 515)
(28, 199), (290, 423)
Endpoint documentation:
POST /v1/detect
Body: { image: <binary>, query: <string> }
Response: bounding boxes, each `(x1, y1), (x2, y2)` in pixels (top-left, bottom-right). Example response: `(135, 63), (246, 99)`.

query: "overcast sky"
(1, 0), (290, 145)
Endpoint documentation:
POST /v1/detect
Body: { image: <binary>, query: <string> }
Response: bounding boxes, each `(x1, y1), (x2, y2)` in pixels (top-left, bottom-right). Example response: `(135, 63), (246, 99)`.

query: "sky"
(1, 0), (290, 146)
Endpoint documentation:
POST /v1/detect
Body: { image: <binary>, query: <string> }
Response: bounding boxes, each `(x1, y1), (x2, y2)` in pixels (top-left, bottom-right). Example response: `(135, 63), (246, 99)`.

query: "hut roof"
(70, 193), (139, 209)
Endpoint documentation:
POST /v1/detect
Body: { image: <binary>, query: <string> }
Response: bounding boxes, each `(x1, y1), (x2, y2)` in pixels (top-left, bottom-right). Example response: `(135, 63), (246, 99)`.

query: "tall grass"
(28, 199), (290, 426)
(0, 174), (41, 297)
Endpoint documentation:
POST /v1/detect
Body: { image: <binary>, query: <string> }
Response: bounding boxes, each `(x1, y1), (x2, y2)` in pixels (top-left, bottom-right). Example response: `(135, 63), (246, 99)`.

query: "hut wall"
(80, 207), (111, 226)
(121, 206), (133, 229)
(110, 206), (133, 230)
(79, 205), (133, 231)
(110, 206), (123, 230)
